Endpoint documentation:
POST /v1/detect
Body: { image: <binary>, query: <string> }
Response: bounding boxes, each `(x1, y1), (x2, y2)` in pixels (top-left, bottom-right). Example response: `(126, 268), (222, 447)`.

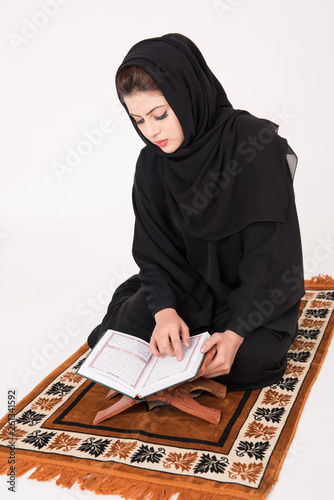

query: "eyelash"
(135, 110), (167, 125)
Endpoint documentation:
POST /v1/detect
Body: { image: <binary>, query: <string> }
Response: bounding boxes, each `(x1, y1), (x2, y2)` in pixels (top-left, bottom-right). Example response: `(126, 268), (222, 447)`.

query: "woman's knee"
(88, 284), (155, 347)
(87, 324), (102, 349)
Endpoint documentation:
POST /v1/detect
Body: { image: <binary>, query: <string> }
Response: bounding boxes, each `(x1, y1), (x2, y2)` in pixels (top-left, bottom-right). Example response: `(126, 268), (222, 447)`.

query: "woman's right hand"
(150, 308), (190, 361)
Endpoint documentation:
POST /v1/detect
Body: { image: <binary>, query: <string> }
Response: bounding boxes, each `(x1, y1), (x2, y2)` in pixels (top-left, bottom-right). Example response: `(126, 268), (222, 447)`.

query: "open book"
(77, 329), (211, 399)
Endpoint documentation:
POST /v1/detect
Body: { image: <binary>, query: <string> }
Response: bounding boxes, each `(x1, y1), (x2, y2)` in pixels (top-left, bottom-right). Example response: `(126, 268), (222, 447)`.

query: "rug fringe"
(0, 459), (34, 478)
(0, 458), (245, 499)
(305, 273), (334, 285)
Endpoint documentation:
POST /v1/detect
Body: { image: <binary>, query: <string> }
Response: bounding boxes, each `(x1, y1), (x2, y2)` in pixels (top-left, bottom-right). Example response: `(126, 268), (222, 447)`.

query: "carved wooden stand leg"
(146, 377), (226, 424)
(93, 347), (227, 425)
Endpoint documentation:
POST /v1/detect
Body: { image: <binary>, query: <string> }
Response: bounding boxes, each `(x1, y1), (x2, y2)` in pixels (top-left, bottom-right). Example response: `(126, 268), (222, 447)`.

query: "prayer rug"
(1, 274), (334, 499)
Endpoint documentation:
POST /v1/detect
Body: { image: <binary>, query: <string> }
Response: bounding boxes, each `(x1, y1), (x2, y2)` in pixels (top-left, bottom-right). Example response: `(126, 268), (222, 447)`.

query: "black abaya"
(87, 144), (304, 390)
(130, 145), (304, 339)
(87, 33), (305, 390)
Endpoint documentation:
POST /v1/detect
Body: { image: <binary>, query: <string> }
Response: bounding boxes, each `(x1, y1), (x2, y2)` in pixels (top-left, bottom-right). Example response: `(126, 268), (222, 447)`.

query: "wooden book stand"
(93, 347), (226, 425)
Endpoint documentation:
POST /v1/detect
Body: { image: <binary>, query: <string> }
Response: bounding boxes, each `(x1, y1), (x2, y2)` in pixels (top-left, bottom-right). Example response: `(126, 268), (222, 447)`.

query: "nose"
(144, 120), (160, 139)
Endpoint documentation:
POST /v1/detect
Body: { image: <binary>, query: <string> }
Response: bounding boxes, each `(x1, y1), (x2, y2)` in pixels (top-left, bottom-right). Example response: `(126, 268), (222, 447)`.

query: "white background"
(0, 1), (333, 499)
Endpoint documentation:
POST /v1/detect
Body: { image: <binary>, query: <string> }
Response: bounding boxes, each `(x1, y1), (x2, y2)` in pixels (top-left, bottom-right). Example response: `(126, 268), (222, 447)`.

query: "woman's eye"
(154, 110), (167, 120)
(134, 110), (167, 125)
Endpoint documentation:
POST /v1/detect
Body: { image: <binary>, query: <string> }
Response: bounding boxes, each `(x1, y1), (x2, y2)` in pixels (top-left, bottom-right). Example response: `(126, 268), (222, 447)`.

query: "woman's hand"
(150, 308), (190, 361)
(200, 330), (244, 378)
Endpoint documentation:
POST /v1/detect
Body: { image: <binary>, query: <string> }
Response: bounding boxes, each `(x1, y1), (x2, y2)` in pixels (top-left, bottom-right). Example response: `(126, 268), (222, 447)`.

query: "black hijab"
(116, 33), (298, 241)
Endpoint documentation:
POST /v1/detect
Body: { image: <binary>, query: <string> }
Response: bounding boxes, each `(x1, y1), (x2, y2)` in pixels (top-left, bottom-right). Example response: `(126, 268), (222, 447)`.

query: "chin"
(165, 142), (182, 154)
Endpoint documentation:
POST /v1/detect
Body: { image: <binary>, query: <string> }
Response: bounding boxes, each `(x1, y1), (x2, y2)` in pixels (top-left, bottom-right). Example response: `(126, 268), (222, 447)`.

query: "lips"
(155, 139), (168, 148)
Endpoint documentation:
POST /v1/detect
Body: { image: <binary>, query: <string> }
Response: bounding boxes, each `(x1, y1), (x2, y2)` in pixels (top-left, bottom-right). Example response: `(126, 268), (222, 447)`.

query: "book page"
(87, 331), (152, 388)
(140, 335), (202, 390)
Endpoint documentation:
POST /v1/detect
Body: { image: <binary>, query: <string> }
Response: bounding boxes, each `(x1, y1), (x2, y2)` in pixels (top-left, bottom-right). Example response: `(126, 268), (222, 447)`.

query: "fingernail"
(177, 355), (182, 361)
(201, 346), (207, 353)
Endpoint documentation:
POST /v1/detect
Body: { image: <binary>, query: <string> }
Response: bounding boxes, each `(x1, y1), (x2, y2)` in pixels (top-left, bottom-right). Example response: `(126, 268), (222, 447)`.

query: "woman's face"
(123, 91), (184, 153)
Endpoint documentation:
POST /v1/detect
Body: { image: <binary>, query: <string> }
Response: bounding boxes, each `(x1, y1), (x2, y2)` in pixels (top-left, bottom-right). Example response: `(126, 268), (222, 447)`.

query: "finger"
(180, 321), (190, 348)
(170, 334), (183, 361)
(202, 367), (230, 378)
(200, 334), (217, 353)
(161, 340), (177, 357)
(202, 356), (230, 378)
(155, 332), (177, 357)
(149, 336), (164, 358)
(202, 362), (225, 378)
(202, 363), (231, 378)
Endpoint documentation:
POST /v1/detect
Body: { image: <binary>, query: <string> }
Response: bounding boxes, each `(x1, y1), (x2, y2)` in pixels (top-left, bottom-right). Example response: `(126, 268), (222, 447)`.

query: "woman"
(87, 33), (305, 392)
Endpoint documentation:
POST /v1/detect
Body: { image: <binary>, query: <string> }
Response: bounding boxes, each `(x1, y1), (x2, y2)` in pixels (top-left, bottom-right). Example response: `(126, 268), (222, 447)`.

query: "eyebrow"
(129, 105), (167, 118)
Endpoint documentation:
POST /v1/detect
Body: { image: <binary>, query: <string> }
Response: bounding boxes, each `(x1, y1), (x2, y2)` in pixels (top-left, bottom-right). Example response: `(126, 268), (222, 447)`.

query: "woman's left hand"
(200, 330), (244, 378)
